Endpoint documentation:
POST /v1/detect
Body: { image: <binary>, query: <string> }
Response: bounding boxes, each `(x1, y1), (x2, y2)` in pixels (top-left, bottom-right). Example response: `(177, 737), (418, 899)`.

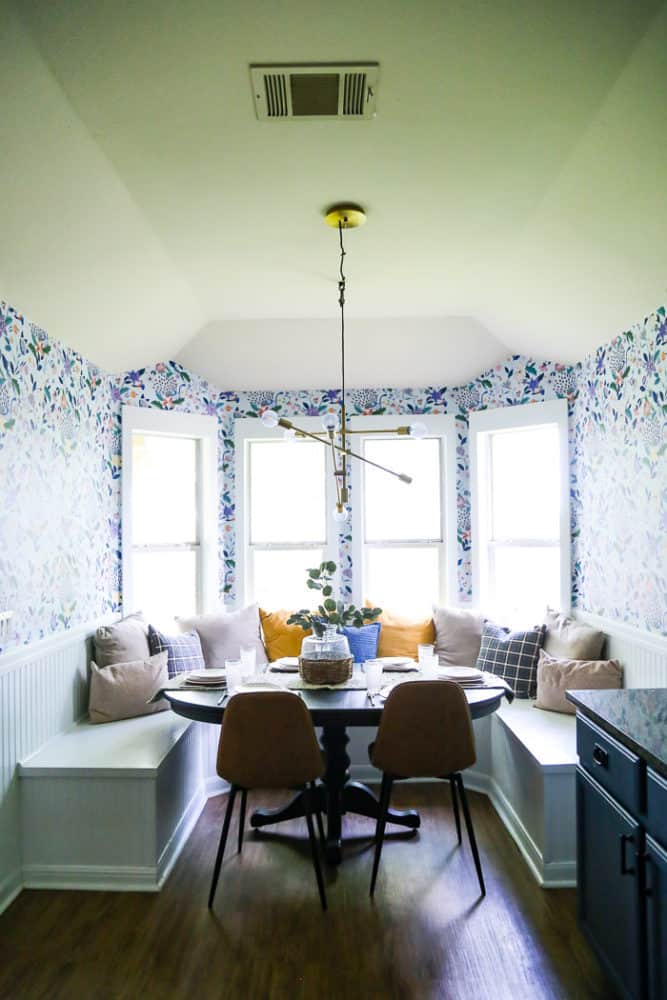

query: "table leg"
(249, 790), (307, 829)
(342, 781), (420, 830)
(320, 724), (349, 865)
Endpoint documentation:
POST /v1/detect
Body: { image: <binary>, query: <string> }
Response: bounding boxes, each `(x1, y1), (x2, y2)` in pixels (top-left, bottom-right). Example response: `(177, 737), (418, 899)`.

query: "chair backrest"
(217, 691), (324, 789)
(371, 680), (476, 778)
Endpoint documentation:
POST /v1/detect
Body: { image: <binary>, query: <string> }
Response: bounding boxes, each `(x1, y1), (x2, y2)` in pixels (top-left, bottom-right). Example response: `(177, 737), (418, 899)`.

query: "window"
(350, 415), (457, 617)
(470, 400), (570, 626)
(121, 407), (218, 629)
(236, 418), (337, 609)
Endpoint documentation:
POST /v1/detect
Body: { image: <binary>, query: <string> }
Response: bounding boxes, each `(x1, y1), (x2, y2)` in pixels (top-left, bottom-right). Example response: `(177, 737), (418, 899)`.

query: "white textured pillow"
(433, 606), (484, 668)
(88, 652), (168, 724)
(544, 607), (605, 660)
(94, 612), (150, 667)
(177, 604), (268, 667)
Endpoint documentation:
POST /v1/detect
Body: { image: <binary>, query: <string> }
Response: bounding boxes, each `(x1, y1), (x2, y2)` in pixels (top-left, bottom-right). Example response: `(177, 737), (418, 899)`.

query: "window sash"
(349, 414), (458, 608)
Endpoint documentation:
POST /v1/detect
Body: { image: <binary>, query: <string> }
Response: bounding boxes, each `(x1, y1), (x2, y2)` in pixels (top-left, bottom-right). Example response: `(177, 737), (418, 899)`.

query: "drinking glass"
(418, 643), (435, 665)
(240, 645), (256, 678)
(225, 659), (243, 694)
(421, 652), (439, 680)
(365, 659), (383, 696)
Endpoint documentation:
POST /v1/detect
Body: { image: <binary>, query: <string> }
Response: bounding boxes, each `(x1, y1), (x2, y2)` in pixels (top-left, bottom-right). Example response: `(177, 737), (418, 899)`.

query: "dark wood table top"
(164, 682), (508, 727)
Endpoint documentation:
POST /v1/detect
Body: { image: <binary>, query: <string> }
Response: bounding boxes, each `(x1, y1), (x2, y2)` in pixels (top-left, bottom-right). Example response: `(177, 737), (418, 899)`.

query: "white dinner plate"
(439, 666), (484, 682)
(377, 656), (417, 671)
(187, 669), (227, 683)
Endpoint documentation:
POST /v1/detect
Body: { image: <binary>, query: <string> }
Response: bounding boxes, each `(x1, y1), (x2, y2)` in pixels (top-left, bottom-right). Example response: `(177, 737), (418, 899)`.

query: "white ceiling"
(2, 0), (666, 387)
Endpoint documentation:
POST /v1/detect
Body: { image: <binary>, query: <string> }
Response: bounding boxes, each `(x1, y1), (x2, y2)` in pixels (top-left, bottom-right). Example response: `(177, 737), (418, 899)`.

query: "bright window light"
(250, 440), (326, 544)
(363, 438), (441, 542)
(365, 546), (439, 618)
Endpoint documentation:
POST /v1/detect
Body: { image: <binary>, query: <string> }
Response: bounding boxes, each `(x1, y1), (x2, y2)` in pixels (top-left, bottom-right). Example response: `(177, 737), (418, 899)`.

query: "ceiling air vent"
(250, 64), (379, 121)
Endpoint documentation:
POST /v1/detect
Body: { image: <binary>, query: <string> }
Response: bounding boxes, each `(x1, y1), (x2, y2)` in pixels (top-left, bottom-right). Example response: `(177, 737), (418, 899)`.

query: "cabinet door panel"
(646, 835), (667, 1000)
(577, 767), (643, 1000)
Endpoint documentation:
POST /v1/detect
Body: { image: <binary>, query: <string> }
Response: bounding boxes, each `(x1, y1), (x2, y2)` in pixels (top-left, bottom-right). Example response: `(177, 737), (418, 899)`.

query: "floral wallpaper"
(571, 306), (667, 634)
(3, 292), (665, 651)
(0, 302), (120, 651)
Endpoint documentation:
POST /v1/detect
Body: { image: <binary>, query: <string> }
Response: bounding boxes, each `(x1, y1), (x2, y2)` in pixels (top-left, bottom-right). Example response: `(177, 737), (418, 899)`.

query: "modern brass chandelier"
(260, 204), (426, 522)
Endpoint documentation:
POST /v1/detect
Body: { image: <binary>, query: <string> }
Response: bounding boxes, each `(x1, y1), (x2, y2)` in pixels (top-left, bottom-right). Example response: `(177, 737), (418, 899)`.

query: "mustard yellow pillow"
(372, 607), (435, 659)
(259, 609), (311, 661)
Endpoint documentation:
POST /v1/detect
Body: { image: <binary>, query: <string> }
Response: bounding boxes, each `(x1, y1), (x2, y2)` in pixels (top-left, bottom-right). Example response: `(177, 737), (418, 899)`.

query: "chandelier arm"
(278, 417), (411, 484)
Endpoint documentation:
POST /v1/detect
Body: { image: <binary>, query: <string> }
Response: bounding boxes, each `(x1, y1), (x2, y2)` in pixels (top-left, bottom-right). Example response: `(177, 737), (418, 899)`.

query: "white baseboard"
(0, 868), (23, 915)
(203, 774), (229, 797)
(22, 864), (162, 892)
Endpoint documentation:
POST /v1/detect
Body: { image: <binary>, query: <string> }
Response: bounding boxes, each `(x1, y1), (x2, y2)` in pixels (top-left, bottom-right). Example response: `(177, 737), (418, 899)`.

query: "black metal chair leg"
(303, 784), (327, 911)
(449, 775), (462, 845)
(208, 784), (238, 908)
(370, 773), (393, 897)
(238, 789), (248, 853)
(456, 773), (486, 897)
(312, 782), (325, 849)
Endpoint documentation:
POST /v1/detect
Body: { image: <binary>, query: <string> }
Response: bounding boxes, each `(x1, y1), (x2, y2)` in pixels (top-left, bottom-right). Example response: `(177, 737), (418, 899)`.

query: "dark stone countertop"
(567, 688), (667, 780)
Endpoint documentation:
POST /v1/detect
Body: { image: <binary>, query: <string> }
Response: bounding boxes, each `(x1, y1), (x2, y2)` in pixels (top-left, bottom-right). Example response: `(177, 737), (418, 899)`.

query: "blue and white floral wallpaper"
(1, 296), (666, 651)
(571, 306), (667, 633)
(0, 302), (120, 648)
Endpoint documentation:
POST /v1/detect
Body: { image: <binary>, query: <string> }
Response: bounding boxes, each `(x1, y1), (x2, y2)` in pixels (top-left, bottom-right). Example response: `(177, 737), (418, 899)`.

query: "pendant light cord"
(338, 221), (346, 420)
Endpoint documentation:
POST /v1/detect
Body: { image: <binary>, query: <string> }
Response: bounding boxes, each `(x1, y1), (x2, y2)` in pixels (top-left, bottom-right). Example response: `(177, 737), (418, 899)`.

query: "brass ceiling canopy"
(324, 204), (367, 229)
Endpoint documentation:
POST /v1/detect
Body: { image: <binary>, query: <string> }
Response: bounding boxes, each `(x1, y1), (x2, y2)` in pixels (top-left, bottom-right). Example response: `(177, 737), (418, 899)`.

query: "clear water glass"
(365, 659), (383, 696)
(240, 645), (256, 678)
(418, 643), (435, 664)
(421, 652), (439, 680)
(225, 659), (243, 694)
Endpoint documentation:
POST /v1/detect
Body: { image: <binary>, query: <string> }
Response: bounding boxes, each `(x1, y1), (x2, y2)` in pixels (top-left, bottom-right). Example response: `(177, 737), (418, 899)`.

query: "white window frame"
(349, 414), (458, 609)
(235, 417), (338, 608)
(121, 405), (219, 617)
(469, 399), (570, 616)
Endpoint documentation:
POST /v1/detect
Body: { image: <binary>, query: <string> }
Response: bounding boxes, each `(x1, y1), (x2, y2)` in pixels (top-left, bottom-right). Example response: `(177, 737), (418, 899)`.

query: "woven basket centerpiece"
(299, 627), (353, 686)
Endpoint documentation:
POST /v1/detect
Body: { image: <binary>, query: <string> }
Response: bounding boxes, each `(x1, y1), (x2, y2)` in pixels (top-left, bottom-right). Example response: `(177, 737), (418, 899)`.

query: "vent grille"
(343, 73), (367, 116)
(251, 64), (378, 121)
(264, 73), (288, 118)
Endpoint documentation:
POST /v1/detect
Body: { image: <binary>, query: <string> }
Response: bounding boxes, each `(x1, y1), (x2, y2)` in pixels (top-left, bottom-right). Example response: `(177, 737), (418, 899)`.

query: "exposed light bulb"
(321, 411), (340, 432)
(332, 505), (349, 523)
(260, 408), (279, 428)
(409, 421), (428, 439)
(283, 427), (296, 441)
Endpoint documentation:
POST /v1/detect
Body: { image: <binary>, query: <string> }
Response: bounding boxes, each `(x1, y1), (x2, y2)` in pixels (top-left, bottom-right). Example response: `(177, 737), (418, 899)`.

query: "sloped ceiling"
(1, 0), (666, 386)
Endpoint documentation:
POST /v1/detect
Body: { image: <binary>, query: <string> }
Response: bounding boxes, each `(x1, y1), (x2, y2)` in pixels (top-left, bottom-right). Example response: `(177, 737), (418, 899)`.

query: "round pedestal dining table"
(165, 681), (509, 866)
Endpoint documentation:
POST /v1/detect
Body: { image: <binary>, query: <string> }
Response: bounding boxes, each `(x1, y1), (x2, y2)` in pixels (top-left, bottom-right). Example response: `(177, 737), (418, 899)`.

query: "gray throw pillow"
(88, 651), (169, 724)
(94, 612), (150, 667)
(433, 606), (484, 667)
(177, 604), (268, 668)
(544, 607), (604, 660)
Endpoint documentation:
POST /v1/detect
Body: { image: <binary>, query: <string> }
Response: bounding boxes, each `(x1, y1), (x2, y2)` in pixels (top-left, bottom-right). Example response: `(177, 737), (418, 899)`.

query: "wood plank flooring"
(0, 784), (610, 1000)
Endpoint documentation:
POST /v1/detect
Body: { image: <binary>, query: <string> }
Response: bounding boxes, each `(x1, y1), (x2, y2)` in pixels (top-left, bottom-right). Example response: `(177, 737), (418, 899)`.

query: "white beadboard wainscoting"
(0, 624), (94, 914)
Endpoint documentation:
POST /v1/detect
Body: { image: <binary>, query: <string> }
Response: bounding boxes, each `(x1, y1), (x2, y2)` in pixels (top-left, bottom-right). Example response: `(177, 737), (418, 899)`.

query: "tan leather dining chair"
(368, 680), (485, 898)
(208, 690), (327, 911)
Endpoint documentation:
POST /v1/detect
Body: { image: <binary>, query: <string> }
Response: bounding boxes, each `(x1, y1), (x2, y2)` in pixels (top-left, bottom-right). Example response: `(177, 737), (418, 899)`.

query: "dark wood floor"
(0, 784), (610, 1000)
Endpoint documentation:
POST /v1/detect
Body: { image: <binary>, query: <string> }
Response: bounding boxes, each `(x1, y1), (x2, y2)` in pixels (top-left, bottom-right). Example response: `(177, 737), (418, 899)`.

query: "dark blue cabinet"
(646, 835), (667, 1000)
(577, 767), (643, 1000)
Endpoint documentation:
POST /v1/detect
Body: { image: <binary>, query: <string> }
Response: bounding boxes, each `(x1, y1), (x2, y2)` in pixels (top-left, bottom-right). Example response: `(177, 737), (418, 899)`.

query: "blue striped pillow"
(342, 622), (381, 664)
(148, 625), (205, 678)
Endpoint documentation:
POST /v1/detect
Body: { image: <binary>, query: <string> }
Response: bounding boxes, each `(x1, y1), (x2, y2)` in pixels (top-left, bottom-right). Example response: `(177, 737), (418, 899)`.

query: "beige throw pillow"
(544, 607), (605, 660)
(178, 604), (267, 668)
(88, 651), (169, 724)
(433, 606), (484, 667)
(535, 649), (622, 715)
(94, 612), (151, 667)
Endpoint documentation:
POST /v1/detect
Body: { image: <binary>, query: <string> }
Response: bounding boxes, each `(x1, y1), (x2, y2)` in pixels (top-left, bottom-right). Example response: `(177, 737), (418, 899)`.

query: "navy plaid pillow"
(148, 625), (205, 678)
(475, 623), (547, 698)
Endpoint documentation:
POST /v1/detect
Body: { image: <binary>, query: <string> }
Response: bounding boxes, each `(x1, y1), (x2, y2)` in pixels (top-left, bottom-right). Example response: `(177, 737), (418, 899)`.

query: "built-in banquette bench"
(4, 610), (663, 911)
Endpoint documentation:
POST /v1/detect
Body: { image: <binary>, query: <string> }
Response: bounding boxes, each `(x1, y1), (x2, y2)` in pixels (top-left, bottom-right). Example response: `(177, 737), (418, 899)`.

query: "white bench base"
(19, 713), (210, 892)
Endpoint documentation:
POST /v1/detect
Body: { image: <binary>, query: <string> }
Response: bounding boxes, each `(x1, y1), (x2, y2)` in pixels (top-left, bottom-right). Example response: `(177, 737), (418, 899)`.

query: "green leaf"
(324, 598), (336, 612)
(322, 585), (332, 597)
(306, 578), (319, 590)
(328, 612), (340, 624)
(308, 568), (321, 579)
(325, 561), (337, 574)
